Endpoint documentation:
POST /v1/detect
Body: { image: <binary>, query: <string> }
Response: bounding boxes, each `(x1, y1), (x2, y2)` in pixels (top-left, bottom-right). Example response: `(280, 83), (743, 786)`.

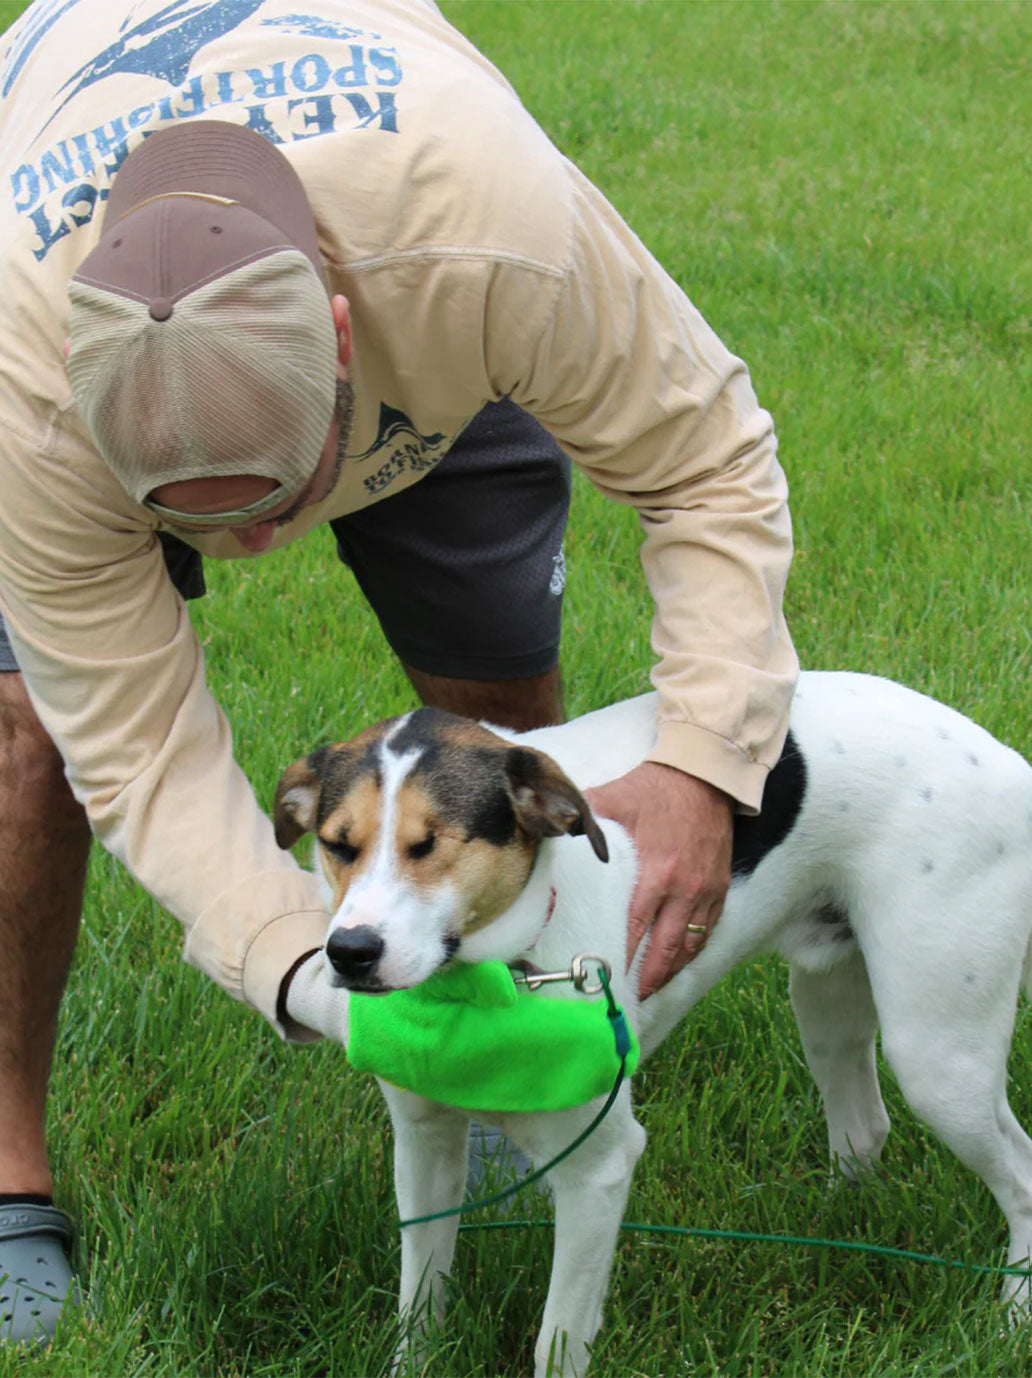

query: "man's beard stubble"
(275, 376), (355, 527)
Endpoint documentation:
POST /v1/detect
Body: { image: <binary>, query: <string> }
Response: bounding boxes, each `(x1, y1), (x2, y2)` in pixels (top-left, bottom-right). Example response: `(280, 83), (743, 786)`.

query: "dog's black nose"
(325, 925), (385, 981)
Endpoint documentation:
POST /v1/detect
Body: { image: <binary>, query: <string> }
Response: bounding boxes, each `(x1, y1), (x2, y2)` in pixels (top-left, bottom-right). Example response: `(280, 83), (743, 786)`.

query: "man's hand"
(585, 763), (733, 1000)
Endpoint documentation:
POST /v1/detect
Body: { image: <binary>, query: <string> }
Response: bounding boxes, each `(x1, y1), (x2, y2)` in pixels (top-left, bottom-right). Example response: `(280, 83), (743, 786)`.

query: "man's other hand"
(585, 763), (733, 1000)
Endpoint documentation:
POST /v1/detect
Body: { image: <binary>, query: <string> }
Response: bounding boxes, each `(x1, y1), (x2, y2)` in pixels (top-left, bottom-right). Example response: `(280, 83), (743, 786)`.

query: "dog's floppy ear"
(273, 748), (329, 849)
(504, 746), (609, 862)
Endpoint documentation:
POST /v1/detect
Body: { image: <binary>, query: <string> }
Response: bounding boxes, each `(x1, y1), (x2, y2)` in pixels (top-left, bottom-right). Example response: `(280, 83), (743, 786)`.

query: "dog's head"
(274, 707), (608, 992)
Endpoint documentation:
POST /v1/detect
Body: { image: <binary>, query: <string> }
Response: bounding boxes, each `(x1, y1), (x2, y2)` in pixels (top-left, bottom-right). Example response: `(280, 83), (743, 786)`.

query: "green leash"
(399, 966), (631, 1229)
(458, 1220), (1032, 1282)
(398, 966), (1031, 1285)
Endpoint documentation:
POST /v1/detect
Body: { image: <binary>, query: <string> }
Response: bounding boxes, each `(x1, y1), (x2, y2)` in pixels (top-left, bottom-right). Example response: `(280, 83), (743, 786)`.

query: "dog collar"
(346, 959), (640, 1114)
(522, 886), (558, 962)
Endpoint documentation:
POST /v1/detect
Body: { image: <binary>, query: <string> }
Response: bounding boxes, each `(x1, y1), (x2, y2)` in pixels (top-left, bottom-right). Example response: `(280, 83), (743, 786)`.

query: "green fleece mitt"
(347, 960), (640, 1113)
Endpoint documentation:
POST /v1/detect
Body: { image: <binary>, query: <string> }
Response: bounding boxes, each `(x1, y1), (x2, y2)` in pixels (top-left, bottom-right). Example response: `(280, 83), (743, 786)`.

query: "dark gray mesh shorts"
(0, 629), (18, 673)
(0, 399), (571, 681)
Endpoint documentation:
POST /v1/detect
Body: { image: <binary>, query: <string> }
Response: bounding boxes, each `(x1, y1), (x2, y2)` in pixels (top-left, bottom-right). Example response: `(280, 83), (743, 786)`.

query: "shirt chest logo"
(351, 403), (450, 498)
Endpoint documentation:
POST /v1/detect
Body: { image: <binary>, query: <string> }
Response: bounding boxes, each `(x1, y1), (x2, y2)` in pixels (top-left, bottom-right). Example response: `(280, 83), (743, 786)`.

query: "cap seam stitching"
(72, 244), (304, 308)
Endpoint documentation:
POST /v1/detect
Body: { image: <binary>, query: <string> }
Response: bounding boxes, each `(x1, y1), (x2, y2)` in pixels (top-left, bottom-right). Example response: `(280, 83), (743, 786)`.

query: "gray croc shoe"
(467, 1123), (549, 1199)
(0, 1204), (77, 1347)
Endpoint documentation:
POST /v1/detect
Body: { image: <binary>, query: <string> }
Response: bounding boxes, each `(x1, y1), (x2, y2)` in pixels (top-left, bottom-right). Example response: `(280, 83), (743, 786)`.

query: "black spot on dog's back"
(732, 731), (807, 877)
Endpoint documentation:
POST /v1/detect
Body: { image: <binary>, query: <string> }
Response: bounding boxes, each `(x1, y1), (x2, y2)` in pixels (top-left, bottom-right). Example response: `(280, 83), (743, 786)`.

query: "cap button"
(149, 297), (173, 321)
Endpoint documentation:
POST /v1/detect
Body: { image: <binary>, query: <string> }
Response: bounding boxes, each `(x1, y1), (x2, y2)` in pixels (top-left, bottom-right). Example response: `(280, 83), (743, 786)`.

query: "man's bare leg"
(402, 665), (564, 731)
(0, 674), (91, 1197)
(0, 661), (556, 1193)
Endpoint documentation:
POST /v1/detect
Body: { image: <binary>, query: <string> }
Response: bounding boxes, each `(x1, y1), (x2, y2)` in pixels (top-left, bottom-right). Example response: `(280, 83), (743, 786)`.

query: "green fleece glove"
(347, 960), (640, 1113)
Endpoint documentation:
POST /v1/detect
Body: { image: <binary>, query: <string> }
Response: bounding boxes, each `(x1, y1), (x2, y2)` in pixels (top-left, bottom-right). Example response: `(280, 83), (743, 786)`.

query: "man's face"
(150, 377), (355, 554)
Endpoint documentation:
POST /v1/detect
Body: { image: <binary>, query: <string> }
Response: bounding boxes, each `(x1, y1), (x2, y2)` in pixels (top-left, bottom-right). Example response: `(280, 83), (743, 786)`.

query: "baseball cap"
(66, 120), (337, 527)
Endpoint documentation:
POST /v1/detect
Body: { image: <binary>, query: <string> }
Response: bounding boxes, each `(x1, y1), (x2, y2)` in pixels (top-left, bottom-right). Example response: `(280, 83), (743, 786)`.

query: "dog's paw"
(391, 1335), (427, 1378)
(392, 1308), (451, 1378)
(1000, 1271), (1032, 1331)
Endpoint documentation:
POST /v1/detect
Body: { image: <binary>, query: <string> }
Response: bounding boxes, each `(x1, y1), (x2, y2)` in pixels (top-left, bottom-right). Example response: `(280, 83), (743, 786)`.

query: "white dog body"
(275, 672), (1032, 1376)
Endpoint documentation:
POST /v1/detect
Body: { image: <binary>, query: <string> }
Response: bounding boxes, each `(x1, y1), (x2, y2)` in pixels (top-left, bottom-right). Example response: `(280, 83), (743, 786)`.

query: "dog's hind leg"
(505, 1095), (646, 1377)
(381, 1086), (471, 1360)
(789, 949), (890, 1179)
(875, 980), (1032, 1322)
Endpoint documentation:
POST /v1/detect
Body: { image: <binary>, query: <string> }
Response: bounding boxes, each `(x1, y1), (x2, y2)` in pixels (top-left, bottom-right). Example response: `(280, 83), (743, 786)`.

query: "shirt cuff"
(182, 866), (329, 1038)
(649, 717), (769, 816)
(243, 911), (329, 1040)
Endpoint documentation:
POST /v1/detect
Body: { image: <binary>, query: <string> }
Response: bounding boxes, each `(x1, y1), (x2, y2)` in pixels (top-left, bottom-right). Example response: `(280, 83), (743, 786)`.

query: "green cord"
(399, 966), (629, 1230)
(457, 1219), (1031, 1280)
(399, 964), (1031, 1282)
(398, 1056), (627, 1229)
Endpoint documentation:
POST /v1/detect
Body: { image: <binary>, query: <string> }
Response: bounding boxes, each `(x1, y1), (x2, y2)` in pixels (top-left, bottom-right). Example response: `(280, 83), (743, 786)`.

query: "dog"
(274, 672), (1032, 1376)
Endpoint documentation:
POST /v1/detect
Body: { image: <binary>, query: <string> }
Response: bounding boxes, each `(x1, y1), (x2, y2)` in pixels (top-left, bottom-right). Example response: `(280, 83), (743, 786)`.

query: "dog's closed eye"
(408, 834), (436, 860)
(323, 836), (360, 864)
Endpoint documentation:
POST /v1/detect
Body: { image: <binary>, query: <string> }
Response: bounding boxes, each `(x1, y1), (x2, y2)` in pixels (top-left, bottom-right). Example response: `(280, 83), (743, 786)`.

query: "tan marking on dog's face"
(458, 840), (538, 933)
(316, 773), (383, 908)
(392, 774), (536, 929)
(283, 706), (603, 987)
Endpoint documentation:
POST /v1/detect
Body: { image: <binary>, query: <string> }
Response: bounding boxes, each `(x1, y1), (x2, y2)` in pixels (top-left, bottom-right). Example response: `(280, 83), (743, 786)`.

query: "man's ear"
(273, 748), (328, 849)
(504, 746), (609, 862)
(330, 294), (352, 369)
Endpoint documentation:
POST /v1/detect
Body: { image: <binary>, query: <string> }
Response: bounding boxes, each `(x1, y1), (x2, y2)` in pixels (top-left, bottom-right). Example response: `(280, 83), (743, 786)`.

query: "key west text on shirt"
(3, 3), (403, 261)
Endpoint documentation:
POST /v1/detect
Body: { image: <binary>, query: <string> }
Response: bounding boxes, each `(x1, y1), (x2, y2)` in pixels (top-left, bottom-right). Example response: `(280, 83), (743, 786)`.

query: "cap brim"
(104, 119), (324, 281)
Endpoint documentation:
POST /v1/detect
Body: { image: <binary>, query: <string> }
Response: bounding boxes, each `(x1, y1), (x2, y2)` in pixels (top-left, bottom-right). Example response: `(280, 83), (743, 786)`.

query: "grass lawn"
(3, 0), (1032, 1373)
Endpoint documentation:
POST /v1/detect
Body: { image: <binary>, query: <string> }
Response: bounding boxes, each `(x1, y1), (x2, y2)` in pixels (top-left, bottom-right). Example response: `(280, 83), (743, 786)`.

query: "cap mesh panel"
(67, 251), (336, 504)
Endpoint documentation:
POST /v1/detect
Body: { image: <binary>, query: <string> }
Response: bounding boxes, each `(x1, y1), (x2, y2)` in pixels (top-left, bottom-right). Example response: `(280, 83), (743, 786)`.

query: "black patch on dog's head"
(387, 708), (606, 859)
(386, 706), (458, 757)
(732, 730), (807, 877)
(389, 708), (518, 846)
(411, 744), (518, 846)
(313, 740), (383, 826)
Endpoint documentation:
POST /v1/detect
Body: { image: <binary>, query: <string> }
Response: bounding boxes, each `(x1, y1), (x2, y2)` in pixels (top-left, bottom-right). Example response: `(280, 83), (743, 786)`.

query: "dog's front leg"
(512, 1096), (646, 1378)
(380, 1084), (470, 1365)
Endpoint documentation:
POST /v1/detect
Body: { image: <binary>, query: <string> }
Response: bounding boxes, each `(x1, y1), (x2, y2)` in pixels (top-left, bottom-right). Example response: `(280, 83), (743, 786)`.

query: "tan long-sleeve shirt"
(0, 0), (798, 1031)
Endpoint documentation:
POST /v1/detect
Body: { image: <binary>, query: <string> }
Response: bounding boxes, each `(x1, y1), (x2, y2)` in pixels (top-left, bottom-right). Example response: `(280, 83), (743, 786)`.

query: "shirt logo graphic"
(43, 0), (267, 134)
(1, 0), (84, 99)
(262, 14), (366, 43)
(7, 6), (404, 262)
(352, 403), (450, 498)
